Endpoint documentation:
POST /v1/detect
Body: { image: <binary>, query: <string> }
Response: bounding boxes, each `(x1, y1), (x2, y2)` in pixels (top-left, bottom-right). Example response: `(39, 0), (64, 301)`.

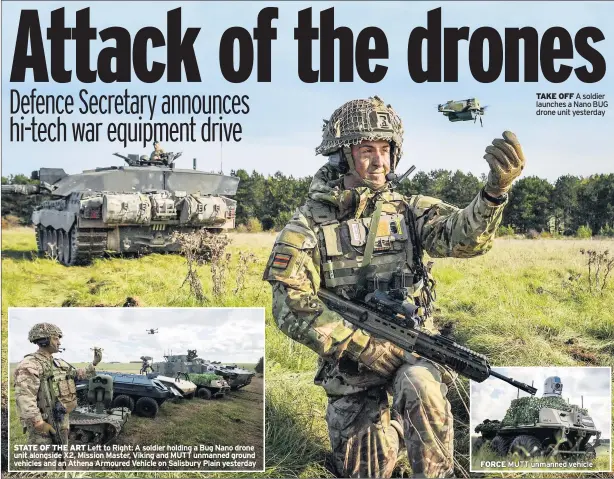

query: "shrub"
(246, 217), (263, 233)
(540, 231), (552, 239)
(1, 215), (21, 229)
(598, 223), (614, 237)
(576, 225), (592, 238)
(526, 229), (539, 239)
(497, 225), (515, 237)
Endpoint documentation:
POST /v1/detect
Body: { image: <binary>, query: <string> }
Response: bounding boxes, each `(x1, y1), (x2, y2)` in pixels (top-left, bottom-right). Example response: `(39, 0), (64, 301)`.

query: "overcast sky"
(2, 2), (613, 181)
(9, 307), (264, 364)
(471, 367), (612, 439)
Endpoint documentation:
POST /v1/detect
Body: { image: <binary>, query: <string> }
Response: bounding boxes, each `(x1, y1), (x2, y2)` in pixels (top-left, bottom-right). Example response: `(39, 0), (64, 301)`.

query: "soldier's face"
(351, 140), (391, 188)
(48, 335), (62, 353)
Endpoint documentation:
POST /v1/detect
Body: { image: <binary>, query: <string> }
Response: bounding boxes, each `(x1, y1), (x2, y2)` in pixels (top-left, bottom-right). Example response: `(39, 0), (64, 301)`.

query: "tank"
(152, 353), (231, 399)
(72, 374), (130, 445)
(1, 151), (239, 265)
(474, 395), (602, 459)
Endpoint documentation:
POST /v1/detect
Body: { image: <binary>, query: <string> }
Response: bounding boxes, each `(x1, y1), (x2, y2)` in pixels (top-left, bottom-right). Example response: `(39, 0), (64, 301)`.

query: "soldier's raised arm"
(75, 347), (102, 380)
(264, 208), (405, 379)
(412, 131), (526, 258)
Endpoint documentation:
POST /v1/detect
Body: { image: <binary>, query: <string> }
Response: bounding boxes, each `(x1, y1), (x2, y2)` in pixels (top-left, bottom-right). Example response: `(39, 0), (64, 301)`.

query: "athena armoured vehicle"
(72, 374), (130, 445)
(474, 377), (601, 459)
(1, 152), (239, 265)
(206, 362), (255, 390)
(152, 352), (231, 398)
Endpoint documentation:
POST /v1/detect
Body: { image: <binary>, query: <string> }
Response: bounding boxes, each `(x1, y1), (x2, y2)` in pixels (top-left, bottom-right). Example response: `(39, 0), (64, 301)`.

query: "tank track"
(71, 228), (108, 265)
(36, 225), (108, 266)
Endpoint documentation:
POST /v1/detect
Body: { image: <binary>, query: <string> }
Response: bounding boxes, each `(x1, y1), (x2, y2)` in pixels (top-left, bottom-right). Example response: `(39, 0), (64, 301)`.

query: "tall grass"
(2, 229), (613, 478)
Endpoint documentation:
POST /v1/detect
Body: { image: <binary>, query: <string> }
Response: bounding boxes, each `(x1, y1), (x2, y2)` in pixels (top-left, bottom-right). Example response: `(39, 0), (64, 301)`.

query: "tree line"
(3, 170), (613, 236)
(230, 169), (614, 237)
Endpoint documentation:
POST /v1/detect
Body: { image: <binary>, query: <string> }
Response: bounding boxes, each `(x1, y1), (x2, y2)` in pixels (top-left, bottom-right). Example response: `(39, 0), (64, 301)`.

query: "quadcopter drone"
(437, 98), (487, 126)
(146, 328), (159, 335)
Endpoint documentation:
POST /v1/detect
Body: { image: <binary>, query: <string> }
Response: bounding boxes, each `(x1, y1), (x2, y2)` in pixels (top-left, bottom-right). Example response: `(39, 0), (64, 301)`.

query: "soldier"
(150, 141), (165, 163)
(264, 96), (526, 478)
(13, 323), (102, 450)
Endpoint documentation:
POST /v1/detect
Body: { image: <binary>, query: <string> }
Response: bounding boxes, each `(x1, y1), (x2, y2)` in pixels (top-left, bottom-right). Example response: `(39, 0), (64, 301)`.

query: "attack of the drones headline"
(10, 7), (606, 84)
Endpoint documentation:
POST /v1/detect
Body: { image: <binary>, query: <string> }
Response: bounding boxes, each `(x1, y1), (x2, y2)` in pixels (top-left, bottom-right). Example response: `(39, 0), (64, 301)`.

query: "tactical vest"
(26, 353), (79, 417)
(312, 193), (435, 321)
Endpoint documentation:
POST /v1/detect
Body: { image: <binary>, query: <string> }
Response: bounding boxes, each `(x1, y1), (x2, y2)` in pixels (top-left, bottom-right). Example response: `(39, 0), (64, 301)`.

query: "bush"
(576, 225), (593, 238)
(261, 215), (275, 231)
(246, 217), (263, 233)
(598, 223), (614, 237)
(497, 225), (515, 237)
(2, 215), (22, 229)
(540, 231), (552, 239)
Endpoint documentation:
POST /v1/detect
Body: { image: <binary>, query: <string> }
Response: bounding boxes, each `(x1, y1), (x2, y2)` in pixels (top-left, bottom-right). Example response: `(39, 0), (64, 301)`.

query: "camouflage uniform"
(150, 141), (165, 162)
(14, 324), (97, 457)
(264, 97), (509, 478)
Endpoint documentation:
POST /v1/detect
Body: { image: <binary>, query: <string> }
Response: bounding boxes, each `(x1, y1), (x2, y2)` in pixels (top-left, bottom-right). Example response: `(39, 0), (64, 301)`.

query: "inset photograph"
(471, 367), (611, 473)
(8, 307), (264, 472)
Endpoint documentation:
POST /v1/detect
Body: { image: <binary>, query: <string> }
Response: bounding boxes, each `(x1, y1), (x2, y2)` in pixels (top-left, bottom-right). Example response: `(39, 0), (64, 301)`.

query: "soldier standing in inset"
(13, 323), (101, 450)
(264, 96), (526, 478)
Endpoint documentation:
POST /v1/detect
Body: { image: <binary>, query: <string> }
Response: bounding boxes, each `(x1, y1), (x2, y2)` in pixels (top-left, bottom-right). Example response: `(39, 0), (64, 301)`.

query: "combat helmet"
(28, 323), (63, 343)
(315, 96), (404, 173)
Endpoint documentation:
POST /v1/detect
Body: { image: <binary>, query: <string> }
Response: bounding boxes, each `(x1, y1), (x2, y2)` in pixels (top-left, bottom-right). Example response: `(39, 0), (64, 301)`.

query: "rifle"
(318, 289), (537, 395)
(39, 374), (68, 467)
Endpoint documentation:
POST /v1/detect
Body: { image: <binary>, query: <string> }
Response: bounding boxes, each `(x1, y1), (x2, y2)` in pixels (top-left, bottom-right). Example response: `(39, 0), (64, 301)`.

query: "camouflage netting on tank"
(188, 373), (223, 384)
(475, 419), (502, 436)
(502, 397), (588, 426)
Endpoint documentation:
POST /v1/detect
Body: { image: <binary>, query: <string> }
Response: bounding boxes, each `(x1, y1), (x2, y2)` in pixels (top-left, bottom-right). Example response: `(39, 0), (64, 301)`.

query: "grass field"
(2, 227), (614, 478)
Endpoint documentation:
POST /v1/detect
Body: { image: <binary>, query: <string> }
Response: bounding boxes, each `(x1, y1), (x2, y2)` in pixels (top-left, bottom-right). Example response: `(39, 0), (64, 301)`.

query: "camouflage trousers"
(326, 360), (454, 478)
(24, 416), (69, 470)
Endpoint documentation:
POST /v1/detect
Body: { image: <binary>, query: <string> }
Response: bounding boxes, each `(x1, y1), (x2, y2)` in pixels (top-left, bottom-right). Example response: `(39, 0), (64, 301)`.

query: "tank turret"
(3, 150), (239, 265)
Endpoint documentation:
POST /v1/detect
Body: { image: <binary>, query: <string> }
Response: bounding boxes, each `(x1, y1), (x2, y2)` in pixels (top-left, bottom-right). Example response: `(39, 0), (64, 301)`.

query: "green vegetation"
(2, 229), (613, 478)
(219, 169), (614, 236)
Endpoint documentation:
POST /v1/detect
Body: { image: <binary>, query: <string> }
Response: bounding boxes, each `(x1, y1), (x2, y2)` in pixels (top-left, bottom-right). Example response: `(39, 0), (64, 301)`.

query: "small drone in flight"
(146, 328), (159, 335)
(438, 98), (487, 126)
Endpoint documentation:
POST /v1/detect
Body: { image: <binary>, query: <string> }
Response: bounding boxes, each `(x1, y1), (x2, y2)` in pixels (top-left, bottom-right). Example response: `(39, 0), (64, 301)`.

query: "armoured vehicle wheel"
(510, 435), (543, 458)
(185, 392), (195, 399)
(113, 395), (135, 412)
(135, 396), (159, 417)
(490, 435), (512, 456)
(197, 388), (212, 400)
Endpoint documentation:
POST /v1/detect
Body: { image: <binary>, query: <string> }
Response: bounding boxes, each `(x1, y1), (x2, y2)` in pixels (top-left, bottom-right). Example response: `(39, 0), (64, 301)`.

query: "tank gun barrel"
(490, 370), (538, 396)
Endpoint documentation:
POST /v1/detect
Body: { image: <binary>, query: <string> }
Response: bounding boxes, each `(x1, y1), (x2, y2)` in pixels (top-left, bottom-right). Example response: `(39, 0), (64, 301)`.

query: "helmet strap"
(342, 146), (355, 172)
